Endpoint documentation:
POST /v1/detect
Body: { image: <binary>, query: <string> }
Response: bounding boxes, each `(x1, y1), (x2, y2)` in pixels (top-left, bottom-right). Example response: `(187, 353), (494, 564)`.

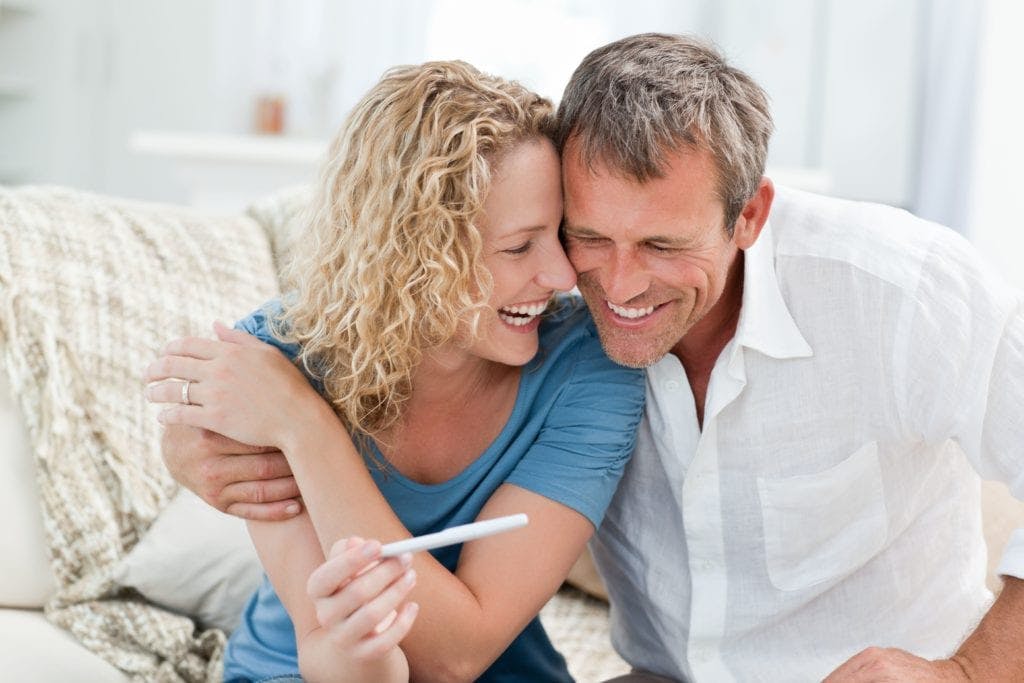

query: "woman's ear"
(732, 177), (774, 250)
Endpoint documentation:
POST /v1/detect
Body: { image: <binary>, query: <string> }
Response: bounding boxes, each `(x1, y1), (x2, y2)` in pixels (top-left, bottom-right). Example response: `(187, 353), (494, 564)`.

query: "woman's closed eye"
(503, 241), (533, 255)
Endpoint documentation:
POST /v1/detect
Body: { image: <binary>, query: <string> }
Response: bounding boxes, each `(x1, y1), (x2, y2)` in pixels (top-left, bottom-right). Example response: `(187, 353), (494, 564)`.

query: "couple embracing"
(146, 33), (1024, 683)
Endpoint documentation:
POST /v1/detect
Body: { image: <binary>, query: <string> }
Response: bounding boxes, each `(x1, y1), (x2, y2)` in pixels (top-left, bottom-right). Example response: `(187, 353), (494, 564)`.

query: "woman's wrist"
(299, 628), (410, 683)
(278, 391), (344, 458)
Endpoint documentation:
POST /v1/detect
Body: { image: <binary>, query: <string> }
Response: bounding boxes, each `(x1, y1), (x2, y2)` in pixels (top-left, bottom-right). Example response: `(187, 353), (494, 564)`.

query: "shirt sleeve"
(505, 328), (646, 529)
(981, 304), (1024, 578)
(233, 299), (301, 362)
(900, 231), (1024, 577)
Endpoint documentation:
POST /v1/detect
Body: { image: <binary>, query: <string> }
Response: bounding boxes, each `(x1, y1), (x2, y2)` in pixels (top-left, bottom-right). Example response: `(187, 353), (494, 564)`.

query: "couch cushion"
(244, 185), (310, 273)
(0, 608), (127, 682)
(0, 373), (55, 607)
(0, 186), (280, 680)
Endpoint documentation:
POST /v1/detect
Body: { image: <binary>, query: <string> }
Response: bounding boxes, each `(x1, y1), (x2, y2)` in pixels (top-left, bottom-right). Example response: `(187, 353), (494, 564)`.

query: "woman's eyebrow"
(501, 224), (547, 237)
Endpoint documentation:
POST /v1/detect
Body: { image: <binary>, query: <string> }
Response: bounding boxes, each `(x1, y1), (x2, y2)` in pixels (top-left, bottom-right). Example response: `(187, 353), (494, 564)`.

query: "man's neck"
(670, 251), (745, 425)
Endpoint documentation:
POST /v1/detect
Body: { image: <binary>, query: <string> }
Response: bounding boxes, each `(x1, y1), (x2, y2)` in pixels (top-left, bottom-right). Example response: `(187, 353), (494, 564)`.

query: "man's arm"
(161, 424), (303, 521)
(824, 576), (1024, 682)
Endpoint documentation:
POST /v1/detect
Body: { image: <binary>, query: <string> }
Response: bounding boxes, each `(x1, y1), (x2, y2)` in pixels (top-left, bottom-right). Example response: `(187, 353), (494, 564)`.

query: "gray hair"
(556, 33), (773, 231)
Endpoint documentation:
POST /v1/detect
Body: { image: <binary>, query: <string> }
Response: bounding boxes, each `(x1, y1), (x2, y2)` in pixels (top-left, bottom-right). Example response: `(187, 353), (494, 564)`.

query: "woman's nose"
(538, 245), (578, 292)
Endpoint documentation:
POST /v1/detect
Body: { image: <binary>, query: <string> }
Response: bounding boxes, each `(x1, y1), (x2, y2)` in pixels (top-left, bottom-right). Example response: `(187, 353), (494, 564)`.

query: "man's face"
(562, 142), (742, 368)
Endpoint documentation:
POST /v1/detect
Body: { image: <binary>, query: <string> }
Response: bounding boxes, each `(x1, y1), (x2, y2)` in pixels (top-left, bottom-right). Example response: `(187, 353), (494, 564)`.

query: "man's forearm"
(159, 424), (300, 520)
(951, 575), (1024, 680)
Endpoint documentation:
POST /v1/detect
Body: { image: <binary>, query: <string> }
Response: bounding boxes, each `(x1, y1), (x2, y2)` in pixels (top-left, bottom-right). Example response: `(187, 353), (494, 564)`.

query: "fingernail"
(157, 410), (167, 423)
(403, 569), (416, 584)
(285, 502), (300, 515)
(361, 540), (380, 558)
(399, 552), (413, 567)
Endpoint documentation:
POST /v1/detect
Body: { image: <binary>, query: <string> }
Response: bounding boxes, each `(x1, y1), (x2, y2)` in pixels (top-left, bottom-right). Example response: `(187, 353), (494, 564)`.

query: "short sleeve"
(899, 233), (1021, 461)
(506, 329), (645, 528)
(981, 303), (1024, 578)
(234, 300), (301, 362)
(898, 234), (1024, 578)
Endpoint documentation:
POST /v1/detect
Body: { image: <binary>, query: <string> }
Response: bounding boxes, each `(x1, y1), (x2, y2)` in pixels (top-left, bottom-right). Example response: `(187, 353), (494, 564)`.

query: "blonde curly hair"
(273, 61), (556, 441)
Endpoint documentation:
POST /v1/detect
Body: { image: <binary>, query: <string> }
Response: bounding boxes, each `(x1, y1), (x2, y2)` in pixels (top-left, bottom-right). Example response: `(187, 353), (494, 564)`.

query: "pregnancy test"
(380, 513), (529, 558)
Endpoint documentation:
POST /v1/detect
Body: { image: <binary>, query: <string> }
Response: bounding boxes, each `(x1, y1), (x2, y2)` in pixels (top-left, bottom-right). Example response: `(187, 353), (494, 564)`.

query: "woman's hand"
(143, 322), (327, 450)
(306, 537), (419, 665)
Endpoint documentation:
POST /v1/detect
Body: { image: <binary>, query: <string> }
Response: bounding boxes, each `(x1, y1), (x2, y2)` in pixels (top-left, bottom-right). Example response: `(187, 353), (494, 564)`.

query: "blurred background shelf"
(130, 131), (324, 166)
(130, 131), (326, 210)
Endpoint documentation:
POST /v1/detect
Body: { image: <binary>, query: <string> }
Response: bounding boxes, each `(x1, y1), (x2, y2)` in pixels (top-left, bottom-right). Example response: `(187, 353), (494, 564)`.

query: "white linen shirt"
(591, 187), (1024, 682)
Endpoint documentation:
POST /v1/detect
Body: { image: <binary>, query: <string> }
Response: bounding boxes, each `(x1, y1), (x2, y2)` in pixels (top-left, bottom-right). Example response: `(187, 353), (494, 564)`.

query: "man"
(550, 34), (1024, 682)
(162, 34), (1024, 681)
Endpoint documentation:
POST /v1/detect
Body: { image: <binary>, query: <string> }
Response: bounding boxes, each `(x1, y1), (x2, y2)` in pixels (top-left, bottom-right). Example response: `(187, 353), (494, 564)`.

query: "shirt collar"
(732, 220), (813, 360)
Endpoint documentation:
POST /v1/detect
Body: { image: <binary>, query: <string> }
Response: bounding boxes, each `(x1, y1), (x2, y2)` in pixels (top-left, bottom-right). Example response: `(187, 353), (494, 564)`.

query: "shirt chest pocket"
(757, 441), (888, 592)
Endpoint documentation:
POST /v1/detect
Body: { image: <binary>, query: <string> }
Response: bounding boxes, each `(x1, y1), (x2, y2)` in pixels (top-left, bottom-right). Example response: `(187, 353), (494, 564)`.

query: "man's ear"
(732, 177), (774, 250)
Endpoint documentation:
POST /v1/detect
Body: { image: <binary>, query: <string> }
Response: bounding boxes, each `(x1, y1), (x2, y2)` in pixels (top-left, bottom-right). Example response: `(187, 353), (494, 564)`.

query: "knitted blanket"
(0, 187), (280, 681)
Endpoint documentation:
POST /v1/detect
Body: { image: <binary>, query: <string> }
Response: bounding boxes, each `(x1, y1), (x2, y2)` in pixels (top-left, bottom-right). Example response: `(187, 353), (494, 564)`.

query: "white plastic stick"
(380, 513), (529, 558)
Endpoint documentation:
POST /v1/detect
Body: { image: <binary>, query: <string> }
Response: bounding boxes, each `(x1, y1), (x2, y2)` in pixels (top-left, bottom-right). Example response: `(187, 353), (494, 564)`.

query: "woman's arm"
(246, 510), (417, 683)
(146, 326), (609, 682)
(284, 415), (594, 682)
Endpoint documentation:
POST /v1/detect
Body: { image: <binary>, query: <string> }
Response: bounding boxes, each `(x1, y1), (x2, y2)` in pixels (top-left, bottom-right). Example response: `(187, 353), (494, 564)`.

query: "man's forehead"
(561, 145), (727, 240)
(561, 144), (655, 188)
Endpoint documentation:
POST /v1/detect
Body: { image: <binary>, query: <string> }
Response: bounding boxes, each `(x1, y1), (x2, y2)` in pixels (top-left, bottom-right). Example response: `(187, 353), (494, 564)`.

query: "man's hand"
(826, 576), (1024, 682)
(823, 647), (970, 682)
(161, 424), (302, 521)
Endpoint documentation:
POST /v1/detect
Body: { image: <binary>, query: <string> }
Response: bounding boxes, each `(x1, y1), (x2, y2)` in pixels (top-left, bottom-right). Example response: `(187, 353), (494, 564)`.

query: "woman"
(145, 61), (644, 682)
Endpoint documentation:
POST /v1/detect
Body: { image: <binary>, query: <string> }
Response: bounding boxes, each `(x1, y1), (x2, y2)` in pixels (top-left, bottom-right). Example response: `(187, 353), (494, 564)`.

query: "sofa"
(1, 185), (1022, 682)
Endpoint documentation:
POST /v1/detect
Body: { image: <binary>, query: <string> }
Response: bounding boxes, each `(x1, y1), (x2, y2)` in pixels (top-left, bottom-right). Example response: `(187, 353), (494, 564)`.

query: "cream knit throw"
(0, 186), (280, 681)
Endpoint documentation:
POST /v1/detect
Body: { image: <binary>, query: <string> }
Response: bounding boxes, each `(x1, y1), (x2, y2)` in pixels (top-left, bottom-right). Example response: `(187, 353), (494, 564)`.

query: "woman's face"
(470, 137), (576, 366)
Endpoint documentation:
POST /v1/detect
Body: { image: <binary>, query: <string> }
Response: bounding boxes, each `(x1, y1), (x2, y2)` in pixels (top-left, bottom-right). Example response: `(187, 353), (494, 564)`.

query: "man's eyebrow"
(562, 225), (603, 237)
(563, 224), (700, 248)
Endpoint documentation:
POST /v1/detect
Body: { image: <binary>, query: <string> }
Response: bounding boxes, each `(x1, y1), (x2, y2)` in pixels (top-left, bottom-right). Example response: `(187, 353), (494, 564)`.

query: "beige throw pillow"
(111, 489), (263, 633)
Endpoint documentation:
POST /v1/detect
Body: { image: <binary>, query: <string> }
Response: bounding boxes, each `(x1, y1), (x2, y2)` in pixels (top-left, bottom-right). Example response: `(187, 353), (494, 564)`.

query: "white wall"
(0, 0), (223, 200)
(967, 0), (1024, 289)
(0, 0), (986, 229)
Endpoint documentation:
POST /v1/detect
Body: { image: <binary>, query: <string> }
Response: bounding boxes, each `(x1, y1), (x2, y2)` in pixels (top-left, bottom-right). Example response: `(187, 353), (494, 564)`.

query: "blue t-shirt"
(223, 298), (645, 683)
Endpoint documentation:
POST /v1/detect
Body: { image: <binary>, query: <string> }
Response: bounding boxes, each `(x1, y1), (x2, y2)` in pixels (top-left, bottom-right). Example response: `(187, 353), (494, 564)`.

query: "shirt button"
(664, 379), (681, 391)
(700, 560), (715, 571)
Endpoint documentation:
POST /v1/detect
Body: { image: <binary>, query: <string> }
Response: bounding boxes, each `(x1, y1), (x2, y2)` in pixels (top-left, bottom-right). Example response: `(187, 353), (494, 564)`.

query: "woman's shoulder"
(534, 295), (592, 353)
(533, 295), (643, 383)
(235, 299), (301, 361)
